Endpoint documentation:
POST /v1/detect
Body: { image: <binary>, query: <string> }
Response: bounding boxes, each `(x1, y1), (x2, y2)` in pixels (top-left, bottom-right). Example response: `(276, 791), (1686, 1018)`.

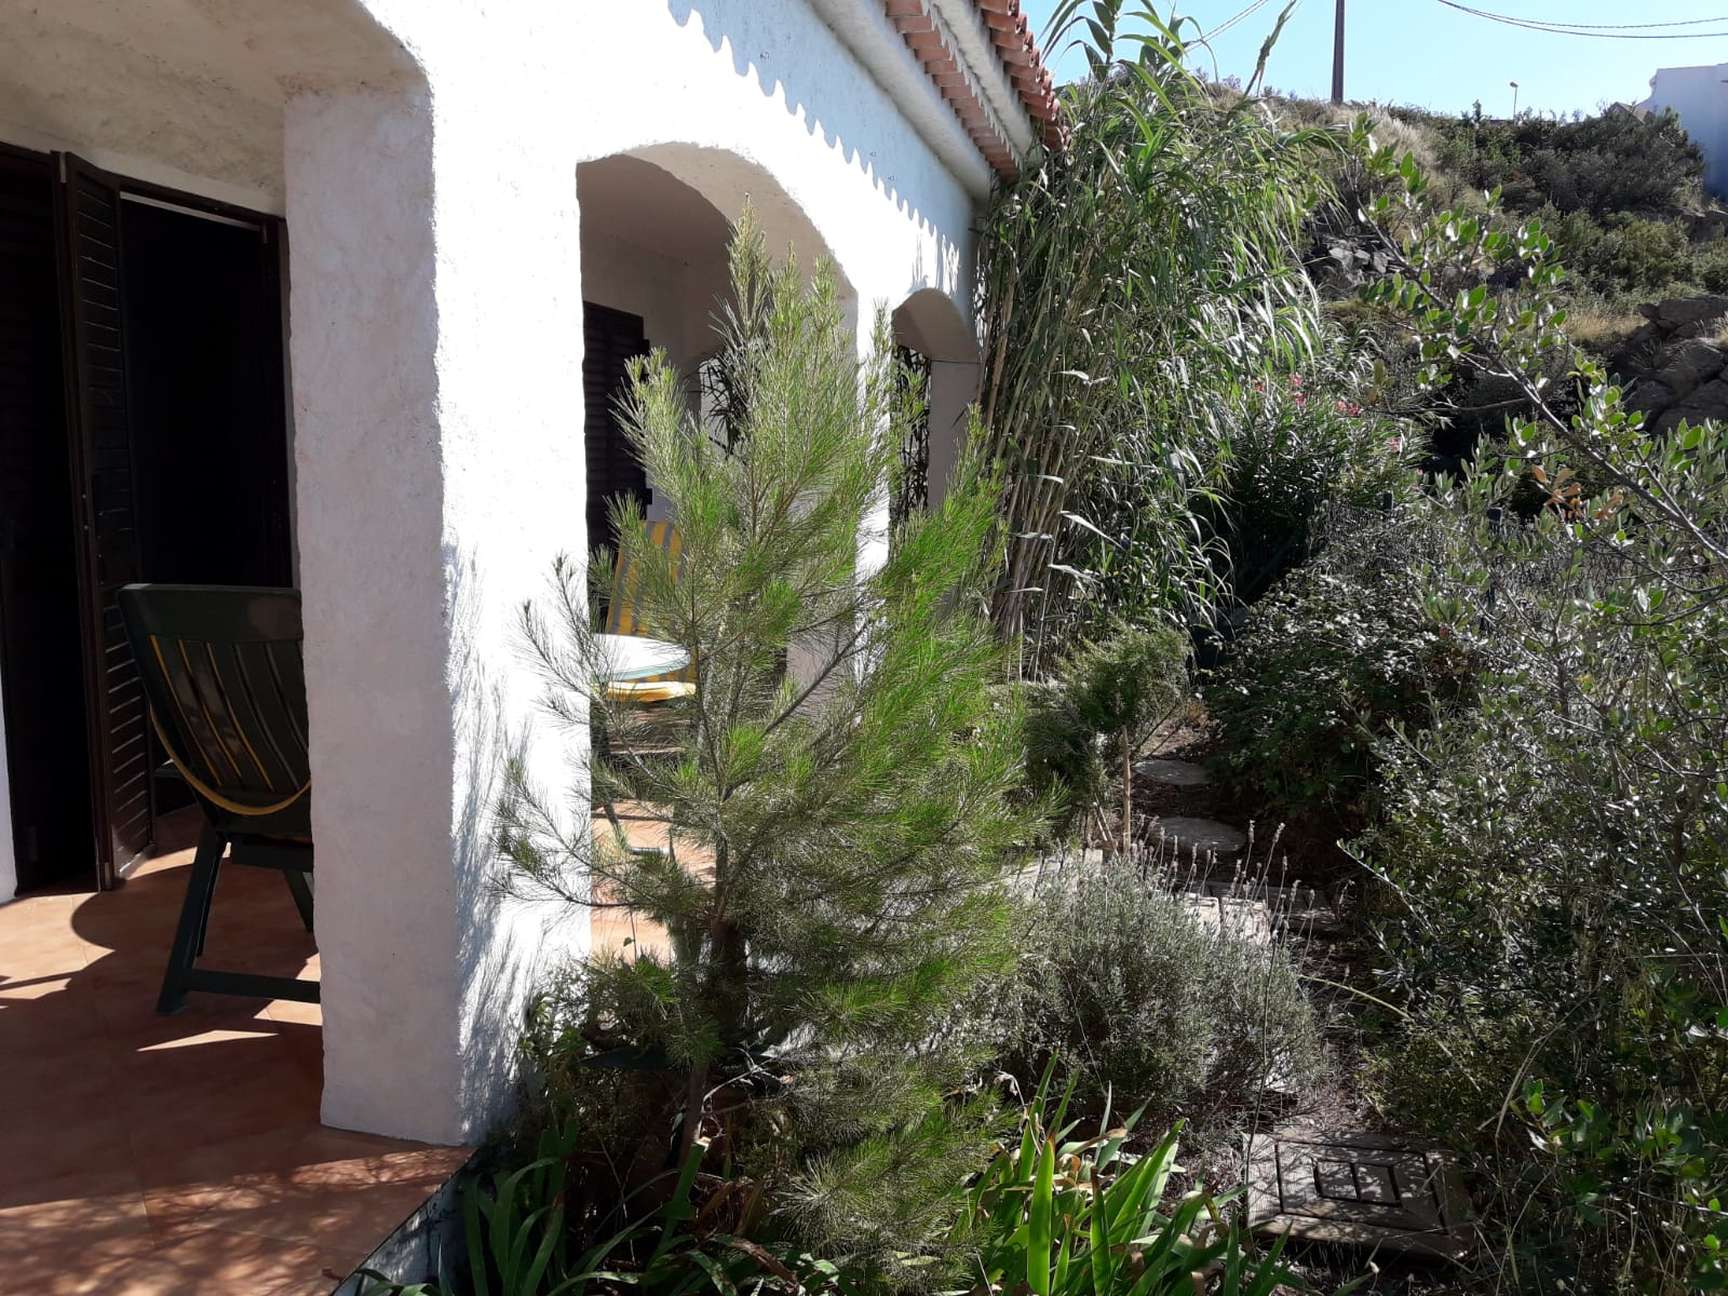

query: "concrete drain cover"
(1153, 816), (1245, 855)
(1247, 1131), (1472, 1260)
(1134, 757), (1212, 787)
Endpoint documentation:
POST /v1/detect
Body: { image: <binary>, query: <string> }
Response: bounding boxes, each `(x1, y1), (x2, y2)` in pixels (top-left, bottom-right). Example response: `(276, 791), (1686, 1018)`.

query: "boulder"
(1690, 209), (1728, 242)
(1652, 339), (1727, 398)
(1154, 816), (1246, 856)
(1652, 295), (1728, 331)
(1652, 407), (1692, 436)
(1675, 316), (1728, 342)
(1623, 377), (1676, 416)
(1134, 757), (1212, 787)
(1656, 376), (1728, 434)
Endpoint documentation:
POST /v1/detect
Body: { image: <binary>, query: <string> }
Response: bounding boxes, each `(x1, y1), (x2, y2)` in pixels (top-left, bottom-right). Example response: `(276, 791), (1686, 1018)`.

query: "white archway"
(577, 146), (851, 545)
(892, 287), (981, 509)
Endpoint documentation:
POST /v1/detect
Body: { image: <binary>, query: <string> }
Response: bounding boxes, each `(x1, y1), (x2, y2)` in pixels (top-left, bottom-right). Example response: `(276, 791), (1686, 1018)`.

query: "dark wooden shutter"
(0, 147), (92, 891)
(57, 154), (150, 887)
(583, 302), (650, 554)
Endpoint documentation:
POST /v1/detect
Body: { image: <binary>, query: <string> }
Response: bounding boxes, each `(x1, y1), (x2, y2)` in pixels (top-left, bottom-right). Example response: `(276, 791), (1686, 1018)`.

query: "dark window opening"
(583, 302), (651, 556)
(892, 344), (933, 536)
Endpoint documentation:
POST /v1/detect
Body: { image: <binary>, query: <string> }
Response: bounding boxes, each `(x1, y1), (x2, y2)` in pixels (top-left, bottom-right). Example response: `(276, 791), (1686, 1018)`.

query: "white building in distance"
(1642, 63), (1728, 197)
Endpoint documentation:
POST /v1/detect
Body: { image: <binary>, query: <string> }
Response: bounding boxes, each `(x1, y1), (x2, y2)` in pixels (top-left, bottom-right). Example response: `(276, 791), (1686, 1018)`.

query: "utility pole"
(1331, 0), (1345, 106)
(1510, 80), (1520, 118)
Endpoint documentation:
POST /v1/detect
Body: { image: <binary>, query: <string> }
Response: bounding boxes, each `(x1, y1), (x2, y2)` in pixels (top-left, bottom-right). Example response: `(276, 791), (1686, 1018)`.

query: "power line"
(1488, 12), (1728, 28)
(1433, 1), (1728, 39)
(1203, 0), (1276, 41)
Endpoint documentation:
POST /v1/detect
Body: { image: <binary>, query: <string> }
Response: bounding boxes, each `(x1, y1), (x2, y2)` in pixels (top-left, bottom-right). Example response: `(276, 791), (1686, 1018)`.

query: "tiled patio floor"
(589, 801), (714, 960)
(0, 813), (470, 1295)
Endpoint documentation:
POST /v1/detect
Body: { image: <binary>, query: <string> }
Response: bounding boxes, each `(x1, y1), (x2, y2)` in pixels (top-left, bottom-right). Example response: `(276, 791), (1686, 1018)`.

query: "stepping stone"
(1179, 893), (1273, 945)
(1134, 757), (1212, 787)
(1246, 1130), (1472, 1261)
(1152, 816), (1246, 856)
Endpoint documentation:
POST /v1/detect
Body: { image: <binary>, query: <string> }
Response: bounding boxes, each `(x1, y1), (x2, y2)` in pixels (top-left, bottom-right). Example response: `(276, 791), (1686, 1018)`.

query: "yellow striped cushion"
(606, 521), (693, 689)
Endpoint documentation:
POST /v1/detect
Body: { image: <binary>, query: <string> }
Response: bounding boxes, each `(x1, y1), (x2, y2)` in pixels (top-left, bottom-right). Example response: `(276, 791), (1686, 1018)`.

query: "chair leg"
(157, 827), (225, 1015)
(193, 848), (222, 957)
(283, 869), (314, 934)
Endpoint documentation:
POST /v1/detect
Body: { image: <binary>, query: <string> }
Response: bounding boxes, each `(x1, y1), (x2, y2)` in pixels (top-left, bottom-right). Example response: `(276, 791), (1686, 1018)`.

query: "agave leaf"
(1028, 1138), (1057, 1296)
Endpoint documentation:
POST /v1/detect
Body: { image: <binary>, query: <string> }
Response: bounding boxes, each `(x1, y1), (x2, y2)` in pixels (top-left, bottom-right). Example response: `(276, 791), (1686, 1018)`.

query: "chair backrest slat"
(236, 640), (305, 785)
(119, 585), (311, 835)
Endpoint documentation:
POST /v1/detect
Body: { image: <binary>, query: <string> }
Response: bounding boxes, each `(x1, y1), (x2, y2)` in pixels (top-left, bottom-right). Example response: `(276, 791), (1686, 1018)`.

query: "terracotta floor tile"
(0, 924), (97, 977)
(265, 995), (325, 1027)
(8, 1247), (197, 1296)
(0, 813), (466, 1293)
(0, 1109), (134, 1192)
(115, 1222), (331, 1292)
(0, 1168), (151, 1258)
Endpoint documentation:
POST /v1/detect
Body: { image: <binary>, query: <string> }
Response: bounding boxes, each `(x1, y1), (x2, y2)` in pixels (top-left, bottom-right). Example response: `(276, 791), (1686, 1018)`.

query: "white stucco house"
(0, 1), (1057, 1143)
(1641, 63), (1728, 197)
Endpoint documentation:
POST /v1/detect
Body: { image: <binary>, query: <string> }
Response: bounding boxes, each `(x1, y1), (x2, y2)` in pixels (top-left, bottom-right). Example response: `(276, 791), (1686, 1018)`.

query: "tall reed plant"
(975, 2), (1340, 662)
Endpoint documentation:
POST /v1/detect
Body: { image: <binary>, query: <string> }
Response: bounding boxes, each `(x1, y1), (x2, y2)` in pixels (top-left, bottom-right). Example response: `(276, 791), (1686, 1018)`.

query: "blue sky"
(1018, 1), (1728, 117)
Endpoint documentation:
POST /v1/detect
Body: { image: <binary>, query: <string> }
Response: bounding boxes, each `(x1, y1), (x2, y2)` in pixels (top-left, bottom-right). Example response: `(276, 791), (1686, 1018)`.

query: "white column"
(286, 77), (588, 1144)
(925, 358), (979, 506)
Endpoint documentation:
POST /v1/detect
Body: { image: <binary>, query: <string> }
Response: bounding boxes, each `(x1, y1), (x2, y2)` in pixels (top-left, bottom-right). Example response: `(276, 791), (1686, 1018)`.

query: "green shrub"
(1588, 215), (1695, 295)
(1696, 239), (1728, 295)
(365, 1131), (863, 1296)
(1023, 623), (1189, 839)
(1345, 495), (1728, 1290)
(1433, 106), (1704, 219)
(1209, 359), (1417, 606)
(986, 862), (1322, 1127)
(1206, 507), (1481, 821)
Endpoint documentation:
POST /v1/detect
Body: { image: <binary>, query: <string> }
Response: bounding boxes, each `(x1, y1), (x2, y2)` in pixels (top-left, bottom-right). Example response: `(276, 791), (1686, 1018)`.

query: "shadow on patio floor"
(0, 810), (469, 1295)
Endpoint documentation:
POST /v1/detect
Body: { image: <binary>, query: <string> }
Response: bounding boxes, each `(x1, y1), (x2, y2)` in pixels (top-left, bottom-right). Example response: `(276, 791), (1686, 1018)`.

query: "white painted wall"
(0, 0), (999, 1135)
(1642, 66), (1728, 199)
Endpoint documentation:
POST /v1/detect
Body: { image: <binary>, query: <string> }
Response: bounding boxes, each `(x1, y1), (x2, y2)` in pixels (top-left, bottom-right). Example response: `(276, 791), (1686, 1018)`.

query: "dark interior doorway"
(0, 149), (291, 897)
(122, 198), (291, 589)
(0, 150), (92, 893)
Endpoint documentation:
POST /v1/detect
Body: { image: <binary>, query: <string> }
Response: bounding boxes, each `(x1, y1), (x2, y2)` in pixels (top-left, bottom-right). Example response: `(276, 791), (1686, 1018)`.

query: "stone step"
(1179, 892), (1272, 944)
(1151, 815), (1246, 856)
(1133, 757), (1212, 787)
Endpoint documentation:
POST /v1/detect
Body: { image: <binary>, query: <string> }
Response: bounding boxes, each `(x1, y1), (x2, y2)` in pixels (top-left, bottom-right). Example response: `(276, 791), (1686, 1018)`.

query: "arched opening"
(891, 286), (980, 515)
(577, 146), (850, 551)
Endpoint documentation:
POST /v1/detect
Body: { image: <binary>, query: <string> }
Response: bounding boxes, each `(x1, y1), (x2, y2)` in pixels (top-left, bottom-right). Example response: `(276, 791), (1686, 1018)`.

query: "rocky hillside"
(1616, 296), (1728, 431)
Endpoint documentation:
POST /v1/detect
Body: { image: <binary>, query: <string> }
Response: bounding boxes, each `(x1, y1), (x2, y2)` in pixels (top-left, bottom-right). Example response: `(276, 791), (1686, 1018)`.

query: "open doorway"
(0, 148), (291, 896)
(122, 197), (291, 590)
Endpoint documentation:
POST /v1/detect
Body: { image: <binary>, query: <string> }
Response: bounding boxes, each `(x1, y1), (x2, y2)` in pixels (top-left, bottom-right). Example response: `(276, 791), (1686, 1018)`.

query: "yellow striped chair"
(605, 520), (696, 704)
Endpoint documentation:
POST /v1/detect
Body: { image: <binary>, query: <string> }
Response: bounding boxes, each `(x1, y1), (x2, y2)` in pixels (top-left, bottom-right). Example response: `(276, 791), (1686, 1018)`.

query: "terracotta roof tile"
(885, 0), (1065, 180)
